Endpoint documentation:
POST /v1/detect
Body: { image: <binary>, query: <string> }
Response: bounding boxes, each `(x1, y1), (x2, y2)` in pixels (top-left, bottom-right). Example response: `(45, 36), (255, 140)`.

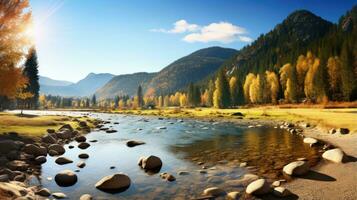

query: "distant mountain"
(219, 10), (334, 78)
(147, 46), (237, 94)
(95, 72), (157, 99)
(39, 76), (73, 86)
(40, 73), (115, 97)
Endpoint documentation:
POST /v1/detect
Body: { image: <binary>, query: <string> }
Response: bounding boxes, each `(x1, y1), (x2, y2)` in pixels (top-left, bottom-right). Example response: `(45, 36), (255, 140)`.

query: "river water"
(16, 110), (320, 199)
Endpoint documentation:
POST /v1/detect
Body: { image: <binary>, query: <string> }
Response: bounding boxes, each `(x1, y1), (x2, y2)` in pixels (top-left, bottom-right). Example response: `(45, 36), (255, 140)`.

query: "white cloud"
(183, 22), (249, 43)
(150, 19), (199, 33)
(151, 20), (252, 43)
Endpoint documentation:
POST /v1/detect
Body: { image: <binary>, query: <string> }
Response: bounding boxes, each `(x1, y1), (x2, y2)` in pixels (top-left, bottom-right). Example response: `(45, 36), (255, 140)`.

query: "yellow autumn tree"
(243, 73), (256, 103)
(327, 56), (341, 97)
(229, 77), (238, 106)
(265, 71), (279, 104)
(249, 75), (263, 104)
(280, 63), (297, 102)
(304, 58), (327, 103)
(179, 94), (187, 107)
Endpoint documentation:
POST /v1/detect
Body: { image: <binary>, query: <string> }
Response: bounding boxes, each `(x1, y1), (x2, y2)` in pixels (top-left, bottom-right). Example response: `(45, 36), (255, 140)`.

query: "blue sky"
(29, 0), (356, 82)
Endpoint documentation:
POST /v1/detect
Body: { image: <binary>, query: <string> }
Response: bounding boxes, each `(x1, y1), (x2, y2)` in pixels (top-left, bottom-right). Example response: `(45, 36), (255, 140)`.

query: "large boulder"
(138, 155), (162, 171)
(283, 161), (309, 176)
(55, 157), (73, 165)
(0, 140), (20, 154)
(23, 144), (47, 157)
(202, 187), (226, 197)
(56, 129), (72, 139)
(55, 170), (77, 186)
(75, 136), (87, 143)
(48, 144), (65, 155)
(95, 173), (131, 192)
(246, 179), (271, 195)
(41, 134), (57, 144)
(322, 148), (345, 163)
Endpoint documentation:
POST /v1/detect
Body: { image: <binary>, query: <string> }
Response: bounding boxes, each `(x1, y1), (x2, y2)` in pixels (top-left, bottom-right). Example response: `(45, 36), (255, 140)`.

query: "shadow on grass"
(15, 113), (39, 118)
(298, 170), (336, 182)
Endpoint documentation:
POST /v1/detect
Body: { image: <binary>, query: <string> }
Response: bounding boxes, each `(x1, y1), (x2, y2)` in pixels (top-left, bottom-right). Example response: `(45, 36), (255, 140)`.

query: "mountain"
(219, 10), (334, 78)
(147, 46), (237, 94)
(39, 76), (73, 86)
(95, 72), (157, 99)
(40, 73), (115, 97)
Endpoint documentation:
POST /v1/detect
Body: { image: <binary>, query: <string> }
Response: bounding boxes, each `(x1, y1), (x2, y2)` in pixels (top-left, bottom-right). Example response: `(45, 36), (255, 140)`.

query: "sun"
(24, 23), (45, 45)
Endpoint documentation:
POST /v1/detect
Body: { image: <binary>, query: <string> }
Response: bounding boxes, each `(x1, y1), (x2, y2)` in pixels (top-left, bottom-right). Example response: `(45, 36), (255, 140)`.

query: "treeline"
(0, 0), (40, 111)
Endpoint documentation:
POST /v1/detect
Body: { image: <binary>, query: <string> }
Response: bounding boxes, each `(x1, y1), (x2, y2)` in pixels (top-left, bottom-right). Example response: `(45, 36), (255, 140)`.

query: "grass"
(0, 112), (90, 138)
(112, 107), (357, 133)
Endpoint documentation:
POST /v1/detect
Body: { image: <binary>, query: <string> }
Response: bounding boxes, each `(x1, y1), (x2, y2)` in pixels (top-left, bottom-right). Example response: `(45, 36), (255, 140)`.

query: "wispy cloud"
(151, 20), (252, 43)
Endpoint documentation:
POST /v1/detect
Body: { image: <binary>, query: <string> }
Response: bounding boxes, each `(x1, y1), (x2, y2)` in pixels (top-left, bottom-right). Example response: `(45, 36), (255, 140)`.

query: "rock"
(272, 180), (281, 187)
(126, 140), (145, 147)
(322, 148), (345, 163)
(56, 129), (72, 139)
(78, 142), (90, 149)
(48, 150), (59, 156)
(227, 191), (240, 200)
(80, 194), (93, 200)
(52, 192), (67, 199)
(95, 173), (131, 192)
(246, 179), (271, 195)
(55, 157), (73, 165)
(301, 123), (310, 128)
(0, 156), (9, 166)
(59, 124), (73, 132)
(178, 171), (189, 175)
(7, 160), (29, 171)
(156, 126), (167, 130)
(0, 181), (29, 197)
(35, 156), (47, 164)
(36, 188), (51, 197)
(328, 128), (336, 134)
(48, 144), (66, 155)
(231, 112), (244, 116)
(13, 173), (26, 182)
(0, 174), (9, 182)
(6, 150), (19, 160)
(77, 161), (86, 168)
(75, 135), (87, 142)
(110, 166), (115, 169)
(202, 187), (226, 197)
(55, 170), (78, 186)
(138, 155), (162, 170)
(79, 121), (88, 127)
(23, 144), (47, 157)
(303, 137), (318, 145)
(240, 162), (247, 167)
(106, 129), (117, 133)
(47, 129), (55, 133)
(0, 140), (20, 154)
(273, 186), (291, 197)
(89, 140), (98, 143)
(283, 161), (309, 176)
(160, 173), (176, 182)
(42, 134), (57, 144)
(78, 153), (89, 159)
(337, 128), (349, 135)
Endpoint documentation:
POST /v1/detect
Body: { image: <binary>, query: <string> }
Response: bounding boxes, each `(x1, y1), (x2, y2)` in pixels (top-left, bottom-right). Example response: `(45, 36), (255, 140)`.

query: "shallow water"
(18, 110), (320, 199)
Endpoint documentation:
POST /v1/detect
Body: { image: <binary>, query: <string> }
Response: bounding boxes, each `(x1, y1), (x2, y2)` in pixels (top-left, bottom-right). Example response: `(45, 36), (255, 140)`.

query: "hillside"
(148, 47), (237, 95)
(219, 10), (334, 78)
(39, 76), (73, 86)
(40, 73), (115, 97)
(95, 72), (157, 99)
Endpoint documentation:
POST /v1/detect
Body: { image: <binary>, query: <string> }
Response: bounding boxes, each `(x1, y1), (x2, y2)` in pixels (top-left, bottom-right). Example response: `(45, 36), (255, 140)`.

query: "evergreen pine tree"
(22, 48), (40, 109)
(137, 85), (144, 108)
(91, 95), (97, 107)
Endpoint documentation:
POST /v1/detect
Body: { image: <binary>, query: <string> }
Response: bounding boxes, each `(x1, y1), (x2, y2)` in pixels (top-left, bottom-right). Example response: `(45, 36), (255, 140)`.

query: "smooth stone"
(77, 161), (86, 168)
(105, 129), (117, 133)
(246, 179), (271, 195)
(7, 160), (29, 171)
(272, 180), (281, 187)
(78, 142), (90, 149)
(80, 194), (93, 200)
(227, 191), (240, 200)
(48, 144), (65, 155)
(126, 140), (145, 147)
(42, 134), (57, 144)
(0, 182), (28, 197)
(203, 187), (226, 197)
(55, 157), (73, 165)
(23, 144), (47, 157)
(35, 156), (47, 164)
(52, 192), (67, 199)
(337, 128), (349, 134)
(36, 188), (51, 197)
(138, 155), (162, 170)
(283, 161), (309, 176)
(79, 153), (89, 159)
(55, 170), (78, 187)
(48, 150), (59, 156)
(68, 145), (74, 149)
(160, 173), (176, 182)
(273, 186), (292, 197)
(177, 171), (190, 175)
(329, 128), (336, 134)
(95, 173), (131, 192)
(322, 148), (344, 163)
(75, 135), (87, 142)
(240, 162), (247, 167)
(303, 137), (318, 145)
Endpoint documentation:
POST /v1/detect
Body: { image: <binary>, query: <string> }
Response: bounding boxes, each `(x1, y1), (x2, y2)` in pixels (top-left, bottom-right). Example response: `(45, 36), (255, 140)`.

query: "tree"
(280, 63), (297, 103)
(229, 77), (239, 106)
(16, 86), (33, 115)
(340, 42), (355, 101)
(0, 0), (32, 106)
(207, 80), (215, 107)
(304, 58), (327, 103)
(91, 95), (97, 107)
(265, 71), (279, 104)
(179, 93), (187, 107)
(327, 56), (342, 100)
(243, 73), (256, 103)
(213, 70), (231, 108)
(22, 48), (40, 109)
(137, 85), (144, 108)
